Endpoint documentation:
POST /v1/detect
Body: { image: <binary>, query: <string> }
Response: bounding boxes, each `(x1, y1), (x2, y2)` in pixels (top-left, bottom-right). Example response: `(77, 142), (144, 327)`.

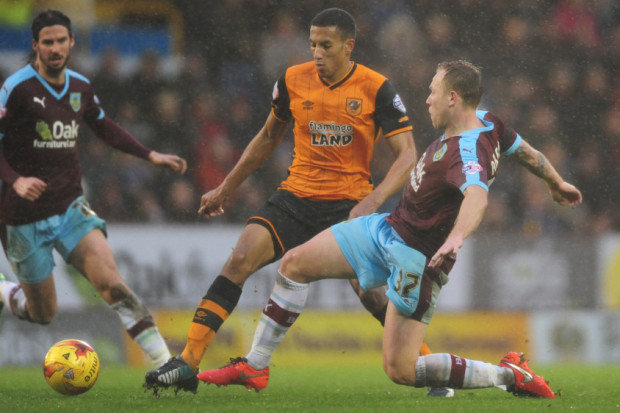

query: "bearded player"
(0, 9), (187, 367)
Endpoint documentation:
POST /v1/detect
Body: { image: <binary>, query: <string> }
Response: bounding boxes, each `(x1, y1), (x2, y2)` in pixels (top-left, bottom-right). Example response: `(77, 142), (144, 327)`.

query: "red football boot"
(197, 357), (269, 392)
(499, 352), (556, 398)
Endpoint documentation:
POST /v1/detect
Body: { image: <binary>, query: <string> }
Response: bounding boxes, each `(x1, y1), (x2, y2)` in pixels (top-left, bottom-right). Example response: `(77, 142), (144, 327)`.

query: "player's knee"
(279, 251), (294, 274)
(384, 366), (416, 386)
(383, 357), (416, 386)
(224, 249), (261, 281)
(279, 250), (305, 283)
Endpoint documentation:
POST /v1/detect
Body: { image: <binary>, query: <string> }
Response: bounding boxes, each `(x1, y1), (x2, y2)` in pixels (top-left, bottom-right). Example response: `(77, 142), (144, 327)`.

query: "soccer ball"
(43, 339), (100, 395)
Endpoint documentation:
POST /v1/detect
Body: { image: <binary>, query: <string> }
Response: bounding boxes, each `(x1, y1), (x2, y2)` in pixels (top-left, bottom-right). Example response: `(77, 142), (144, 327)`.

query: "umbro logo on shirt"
(302, 100), (314, 110)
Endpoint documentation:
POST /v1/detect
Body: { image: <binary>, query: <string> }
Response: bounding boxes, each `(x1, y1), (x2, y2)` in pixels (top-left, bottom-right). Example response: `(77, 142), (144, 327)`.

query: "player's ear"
(448, 90), (458, 107)
(344, 38), (355, 55)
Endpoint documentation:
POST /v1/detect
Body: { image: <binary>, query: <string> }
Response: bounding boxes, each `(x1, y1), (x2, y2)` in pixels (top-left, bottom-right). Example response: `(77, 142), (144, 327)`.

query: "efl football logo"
(393, 94), (407, 113)
(272, 81), (279, 100)
(462, 161), (483, 175)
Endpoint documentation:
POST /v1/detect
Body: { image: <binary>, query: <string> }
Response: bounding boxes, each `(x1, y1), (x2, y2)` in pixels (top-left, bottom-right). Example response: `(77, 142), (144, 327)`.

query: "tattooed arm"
(510, 139), (583, 207)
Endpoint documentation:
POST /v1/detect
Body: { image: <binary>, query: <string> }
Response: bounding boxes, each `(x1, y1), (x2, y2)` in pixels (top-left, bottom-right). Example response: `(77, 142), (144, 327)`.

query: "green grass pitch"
(1, 360), (618, 412)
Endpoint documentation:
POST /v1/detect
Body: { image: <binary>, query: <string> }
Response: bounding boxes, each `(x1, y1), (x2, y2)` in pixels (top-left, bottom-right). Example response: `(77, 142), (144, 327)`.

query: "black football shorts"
(247, 190), (357, 261)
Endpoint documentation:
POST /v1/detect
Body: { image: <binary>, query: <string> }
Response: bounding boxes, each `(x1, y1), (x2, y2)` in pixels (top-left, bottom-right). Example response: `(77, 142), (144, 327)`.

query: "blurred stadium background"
(0, 0), (618, 369)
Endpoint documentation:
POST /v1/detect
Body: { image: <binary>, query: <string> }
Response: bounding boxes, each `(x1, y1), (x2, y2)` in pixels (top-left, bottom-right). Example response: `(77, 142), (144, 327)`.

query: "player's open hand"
(198, 188), (227, 218)
(148, 151), (187, 174)
(13, 176), (47, 201)
(429, 237), (462, 269)
(549, 181), (582, 207)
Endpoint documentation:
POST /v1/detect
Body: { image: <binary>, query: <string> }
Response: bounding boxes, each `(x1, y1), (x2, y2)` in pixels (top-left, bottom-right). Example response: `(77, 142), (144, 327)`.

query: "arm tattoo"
(514, 145), (555, 183)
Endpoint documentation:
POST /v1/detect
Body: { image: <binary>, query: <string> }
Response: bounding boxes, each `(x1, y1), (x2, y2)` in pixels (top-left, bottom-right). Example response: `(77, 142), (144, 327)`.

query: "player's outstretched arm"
(148, 151), (187, 174)
(429, 185), (488, 269)
(510, 140), (582, 207)
(348, 131), (416, 219)
(198, 113), (290, 218)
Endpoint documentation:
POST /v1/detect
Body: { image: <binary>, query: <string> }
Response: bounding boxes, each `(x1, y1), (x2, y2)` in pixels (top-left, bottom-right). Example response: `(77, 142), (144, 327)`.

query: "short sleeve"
(374, 80), (413, 137)
(270, 71), (292, 122)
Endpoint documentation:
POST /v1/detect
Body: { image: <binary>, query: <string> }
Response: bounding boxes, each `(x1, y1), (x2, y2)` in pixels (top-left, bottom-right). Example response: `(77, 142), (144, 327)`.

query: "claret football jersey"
(0, 64), (104, 225)
(271, 61), (413, 201)
(387, 111), (522, 258)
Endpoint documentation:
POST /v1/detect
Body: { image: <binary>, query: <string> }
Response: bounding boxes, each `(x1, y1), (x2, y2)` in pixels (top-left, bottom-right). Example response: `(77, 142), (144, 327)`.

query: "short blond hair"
(437, 60), (483, 108)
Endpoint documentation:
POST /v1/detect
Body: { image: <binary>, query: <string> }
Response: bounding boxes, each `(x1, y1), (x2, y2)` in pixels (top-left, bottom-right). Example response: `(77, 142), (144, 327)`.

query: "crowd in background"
(1, 0), (618, 234)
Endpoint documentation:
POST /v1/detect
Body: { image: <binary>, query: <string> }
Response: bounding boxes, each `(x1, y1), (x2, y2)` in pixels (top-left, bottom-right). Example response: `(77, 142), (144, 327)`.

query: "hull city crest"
(346, 97), (362, 116)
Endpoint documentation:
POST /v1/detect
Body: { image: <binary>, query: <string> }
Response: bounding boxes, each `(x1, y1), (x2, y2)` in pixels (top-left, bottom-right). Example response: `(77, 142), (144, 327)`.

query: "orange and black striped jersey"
(271, 61), (413, 201)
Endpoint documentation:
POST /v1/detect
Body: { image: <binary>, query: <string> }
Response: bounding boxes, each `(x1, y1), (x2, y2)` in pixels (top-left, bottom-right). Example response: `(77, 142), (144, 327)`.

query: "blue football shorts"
(331, 213), (447, 323)
(5, 196), (106, 284)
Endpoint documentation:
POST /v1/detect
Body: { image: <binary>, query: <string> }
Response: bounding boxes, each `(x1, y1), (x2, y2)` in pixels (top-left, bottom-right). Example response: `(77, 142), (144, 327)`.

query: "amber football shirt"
(271, 61), (413, 201)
